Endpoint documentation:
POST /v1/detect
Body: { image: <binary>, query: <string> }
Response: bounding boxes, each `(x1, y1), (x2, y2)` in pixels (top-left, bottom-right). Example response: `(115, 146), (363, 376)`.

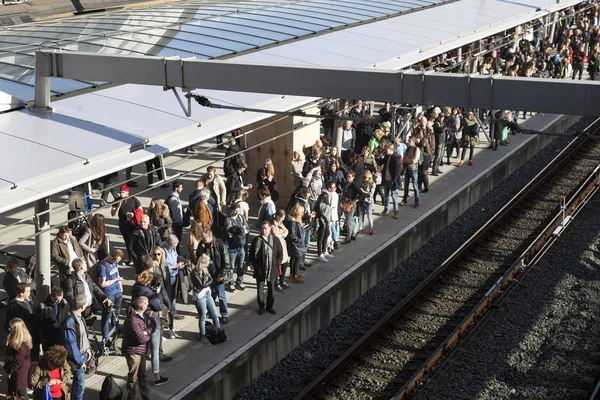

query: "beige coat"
(29, 362), (72, 400)
(271, 220), (290, 264)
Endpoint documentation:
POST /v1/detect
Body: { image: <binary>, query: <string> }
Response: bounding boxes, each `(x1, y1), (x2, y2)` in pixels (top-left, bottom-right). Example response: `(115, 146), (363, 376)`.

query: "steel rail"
(294, 119), (600, 400)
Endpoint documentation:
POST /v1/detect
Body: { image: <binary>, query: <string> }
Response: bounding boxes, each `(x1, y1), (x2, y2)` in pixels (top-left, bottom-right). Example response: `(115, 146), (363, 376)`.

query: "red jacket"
(122, 307), (156, 355)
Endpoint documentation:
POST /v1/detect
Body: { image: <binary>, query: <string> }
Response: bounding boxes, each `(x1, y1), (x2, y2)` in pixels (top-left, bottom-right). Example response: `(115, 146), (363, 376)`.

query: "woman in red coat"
(4, 318), (32, 400)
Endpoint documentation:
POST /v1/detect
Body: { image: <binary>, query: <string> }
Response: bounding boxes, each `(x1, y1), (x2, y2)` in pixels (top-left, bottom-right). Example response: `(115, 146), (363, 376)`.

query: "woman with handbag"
(190, 254), (221, 344)
(29, 345), (72, 400)
(5, 318), (32, 400)
(78, 214), (109, 269)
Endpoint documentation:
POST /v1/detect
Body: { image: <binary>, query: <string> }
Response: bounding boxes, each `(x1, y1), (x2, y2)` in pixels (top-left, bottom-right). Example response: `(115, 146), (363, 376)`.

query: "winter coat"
(5, 298), (35, 333)
(195, 238), (231, 283)
(341, 182), (360, 213)
(50, 235), (83, 278)
(131, 226), (161, 271)
(379, 154), (401, 184)
(149, 206), (172, 242)
(271, 220), (290, 264)
(284, 218), (306, 259)
(122, 307), (156, 355)
(2, 269), (30, 301)
(61, 313), (87, 369)
(29, 355), (72, 400)
(249, 234), (283, 282)
(5, 344), (30, 391)
(206, 174), (227, 207)
(314, 191), (333, 227)
(131, 283), (164, 313)
(78, 228), (109, 268)
(62, 272), (107, 311)
(194, 201), (213, 230)
(36, 295), (71, 348)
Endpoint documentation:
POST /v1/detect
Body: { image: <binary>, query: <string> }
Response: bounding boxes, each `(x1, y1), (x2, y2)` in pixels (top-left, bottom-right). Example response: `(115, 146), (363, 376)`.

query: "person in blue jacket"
(61, 294), (91, 400)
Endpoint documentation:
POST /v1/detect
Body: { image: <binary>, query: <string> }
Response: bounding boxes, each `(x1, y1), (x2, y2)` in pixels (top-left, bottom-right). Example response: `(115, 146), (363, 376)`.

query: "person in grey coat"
(249, 222), (283, 315)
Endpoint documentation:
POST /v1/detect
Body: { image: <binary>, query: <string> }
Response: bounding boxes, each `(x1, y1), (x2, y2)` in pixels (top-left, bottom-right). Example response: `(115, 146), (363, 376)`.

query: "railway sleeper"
(422, 294), (473, 308)
(382, 332), (435, 348)
(393, 323), (453, 338)
(412, 303), (469, 318)
(359, 354), (418, 370)
(402, 313), (456, 327)
(329, 381), (396, 398)
(348, 368), (407, 384)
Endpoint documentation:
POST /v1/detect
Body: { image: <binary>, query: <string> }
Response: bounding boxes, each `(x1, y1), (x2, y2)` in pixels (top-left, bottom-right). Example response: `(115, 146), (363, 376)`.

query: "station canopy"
(0, 0), (579, 214)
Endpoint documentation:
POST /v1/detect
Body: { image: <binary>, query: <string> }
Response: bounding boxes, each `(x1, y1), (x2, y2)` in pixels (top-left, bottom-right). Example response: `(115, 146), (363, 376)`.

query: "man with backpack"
(378, 143), (402, 219)
(225, 203), (248, 291)
(61, 294), (91, 400)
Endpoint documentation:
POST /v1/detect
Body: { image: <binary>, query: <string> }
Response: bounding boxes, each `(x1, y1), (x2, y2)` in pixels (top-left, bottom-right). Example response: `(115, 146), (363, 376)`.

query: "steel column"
(32, 51), (53, 113)
(34, 198), (51, 304)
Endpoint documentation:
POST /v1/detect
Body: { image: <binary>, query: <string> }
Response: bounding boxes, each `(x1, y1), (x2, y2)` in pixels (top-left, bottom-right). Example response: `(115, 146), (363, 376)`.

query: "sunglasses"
(153, 253), (162, 256)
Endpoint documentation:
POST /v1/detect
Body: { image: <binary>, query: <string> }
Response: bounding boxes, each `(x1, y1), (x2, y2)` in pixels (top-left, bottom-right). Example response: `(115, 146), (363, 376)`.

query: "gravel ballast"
(235, 118), (593, 400)
(416, 178), (600, 400)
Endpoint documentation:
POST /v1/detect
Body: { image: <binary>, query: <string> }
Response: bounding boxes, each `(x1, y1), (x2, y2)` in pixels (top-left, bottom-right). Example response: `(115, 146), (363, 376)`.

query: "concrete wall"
(182, 114), (579, 400)
(243, 110), (319, 208)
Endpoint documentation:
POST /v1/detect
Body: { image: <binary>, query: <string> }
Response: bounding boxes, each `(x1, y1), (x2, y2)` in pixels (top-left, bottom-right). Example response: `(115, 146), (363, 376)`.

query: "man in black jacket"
(195, 229), (231, 324)
(249, 222), (283, 315)
(131, 214), (162, 274)
(63, 258), (111, 321)
(341, 170), (361, 244)
(378, 143), (402, 218)
(36, 286), (70, 351)
(2, 257), (31, 301)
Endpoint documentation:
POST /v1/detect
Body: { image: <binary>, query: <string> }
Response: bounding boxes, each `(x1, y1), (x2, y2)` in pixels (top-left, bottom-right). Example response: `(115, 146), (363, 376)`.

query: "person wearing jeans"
(61, 295), (90, 400)
(97, 249), (124, 340)
(379, 143), (401, 218)
(402, 137), (421, 208)
(225, 203), (247, 290)
(341, 171), (360, 244)
(195, 228), (231, 324)
(190, 254), (221, 343)
(163, 235), (185, 335)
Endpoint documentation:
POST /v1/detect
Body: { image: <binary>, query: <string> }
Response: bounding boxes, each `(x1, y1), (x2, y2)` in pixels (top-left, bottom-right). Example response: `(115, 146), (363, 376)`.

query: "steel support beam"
(35, 50), (600, 116)
(34, 198), (51, 304)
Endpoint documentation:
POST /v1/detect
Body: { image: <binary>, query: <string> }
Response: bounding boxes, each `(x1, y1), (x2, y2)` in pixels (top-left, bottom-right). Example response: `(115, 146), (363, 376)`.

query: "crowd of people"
(2, 3), (599, 399)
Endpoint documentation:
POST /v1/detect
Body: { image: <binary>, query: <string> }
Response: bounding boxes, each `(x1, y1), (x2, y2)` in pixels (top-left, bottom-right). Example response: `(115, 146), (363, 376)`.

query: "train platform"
(0, 113), (578, 399)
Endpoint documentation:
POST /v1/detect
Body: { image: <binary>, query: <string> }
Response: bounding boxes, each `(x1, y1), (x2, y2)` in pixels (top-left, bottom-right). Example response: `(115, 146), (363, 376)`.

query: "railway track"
(294, 120), (600, 400)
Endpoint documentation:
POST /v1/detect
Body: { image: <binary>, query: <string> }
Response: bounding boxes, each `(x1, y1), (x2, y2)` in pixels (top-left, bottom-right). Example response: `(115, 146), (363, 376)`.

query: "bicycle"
(86, 305), (122, 375)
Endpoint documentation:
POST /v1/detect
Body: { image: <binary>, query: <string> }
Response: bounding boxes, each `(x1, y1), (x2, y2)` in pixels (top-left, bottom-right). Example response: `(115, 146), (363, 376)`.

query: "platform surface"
(0, 112), (567, 398)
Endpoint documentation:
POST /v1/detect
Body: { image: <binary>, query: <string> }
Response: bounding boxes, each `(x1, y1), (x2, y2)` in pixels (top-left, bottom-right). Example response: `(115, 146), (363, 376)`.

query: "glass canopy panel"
(212, 16), (311, 37)
(190, 20), (293, 41)
(283, 4), (377, 20)
(178, 24), (273, 47)
(169, 30), (253, 52)
(253, 9), (346, 26)
(241, 12), (330, 31)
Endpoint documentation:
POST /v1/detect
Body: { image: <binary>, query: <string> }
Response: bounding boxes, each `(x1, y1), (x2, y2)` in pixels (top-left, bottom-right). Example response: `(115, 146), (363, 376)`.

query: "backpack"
(99, 374), (123, 400)
(204, 321), (227, 344)
(67, 211), (91, 240)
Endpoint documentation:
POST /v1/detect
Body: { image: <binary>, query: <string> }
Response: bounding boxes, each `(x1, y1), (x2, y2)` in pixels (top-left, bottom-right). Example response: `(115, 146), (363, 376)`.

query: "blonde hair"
(7, 318), (32, 351)
(289, 203), (305, 221)
(363, 170), (373, 184)
(197, 254), (211, 269)
(263, 159), (275, 177)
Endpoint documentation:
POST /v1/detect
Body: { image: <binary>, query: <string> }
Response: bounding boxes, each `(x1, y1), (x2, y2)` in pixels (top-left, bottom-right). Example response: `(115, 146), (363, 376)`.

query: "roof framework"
(0, 0), (582, 215)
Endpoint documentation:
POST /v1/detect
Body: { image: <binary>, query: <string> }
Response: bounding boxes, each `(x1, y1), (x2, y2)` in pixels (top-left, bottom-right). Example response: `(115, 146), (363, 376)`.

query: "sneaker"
(275, 285), (285, 292)
(318, 255), (328, 262)
(168, 330), (176, 339)
(154, 376), (169, 386)
(281, 282), (291, 289)
(380, 209), (389, 216)
(324, 253), (334, 258)
(200, 336), (210, 345)
(226, 283), (237, 293)
(468, 160), (473, 166)
(235, 282), (246, 291)
(457, 161), (464, 167)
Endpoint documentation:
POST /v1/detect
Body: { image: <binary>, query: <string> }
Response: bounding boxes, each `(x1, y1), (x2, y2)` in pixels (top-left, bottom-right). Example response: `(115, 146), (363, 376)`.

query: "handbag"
(40, 382), (52, 400)
(340, 202), (352, 213)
